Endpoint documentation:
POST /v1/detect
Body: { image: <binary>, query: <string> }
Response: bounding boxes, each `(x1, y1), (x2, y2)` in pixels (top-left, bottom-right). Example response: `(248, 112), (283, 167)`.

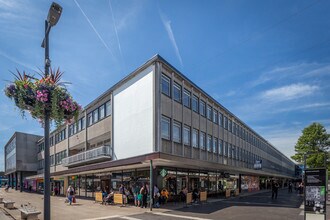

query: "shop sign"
(304, 168), (327, 217)
(254, 160), (262, 170)
(160, 169), (168, 177)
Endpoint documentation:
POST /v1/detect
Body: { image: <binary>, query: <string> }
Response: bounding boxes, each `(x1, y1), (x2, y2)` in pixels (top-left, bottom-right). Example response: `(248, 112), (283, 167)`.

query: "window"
(219, 113), (223, 127)
(183, 89), (191, 108)
(106, 101), (111, 116)
(183, 125), (191, 145)
(207, 105), (212, 120)
(200, 132), (206, 150)
(207, 135), (212, 152)
(161, 116), (170, 140)
(93, 109), (99, 123)
(213, 110), (218, 124)
(192, 129), (198, 148)
(99, 104), (105, 119)
(200, 100), (206, 116)
(192, 95), (199, 113)
(224, 116), (228, 130)
(87, 113), (92, 126)
(69, 124), (74, 136)
(228, 144), (232, 158)
(81, 117), (85, 130)
(232, 145), (235, 159)
(173, 82), (181, 102)
(228, 119), (232, 132)
(173, 121), (181, 143)
(161, 74), (171, 96)
(219, 140), (223, 155)
(213, 138), (218, 153)
(224, 142), (228, 156)
(50, 136), (54, 146)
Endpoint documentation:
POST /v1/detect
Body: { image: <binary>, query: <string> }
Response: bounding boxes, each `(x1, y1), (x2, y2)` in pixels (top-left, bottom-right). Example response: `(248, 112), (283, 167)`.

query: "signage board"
(114, 193), (123, 204)
(160, 169), (168, 177)
(254, 160), (262, 170)
(95, 192), (103, 203)
(186, 192), (192, 204)
(200, 191), (207, 202)
(304, 168), (327, 219)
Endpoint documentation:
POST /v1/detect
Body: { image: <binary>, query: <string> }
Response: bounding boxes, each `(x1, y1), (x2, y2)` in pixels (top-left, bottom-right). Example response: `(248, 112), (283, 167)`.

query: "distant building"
(4, 132), (42, 191)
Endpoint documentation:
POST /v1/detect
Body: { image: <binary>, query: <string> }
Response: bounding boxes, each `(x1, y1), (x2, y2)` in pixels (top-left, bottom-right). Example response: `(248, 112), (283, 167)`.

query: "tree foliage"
(291, 123), (330, 169)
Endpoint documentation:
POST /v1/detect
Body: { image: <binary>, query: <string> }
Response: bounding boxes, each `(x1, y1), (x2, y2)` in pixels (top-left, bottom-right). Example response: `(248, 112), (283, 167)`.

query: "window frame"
(161, 116), (171, 140)
(161, 74), (171, 97)
(192, 95), (199, 113)
(183, 125), (191, 145)
(183, 89), (191, 108)
(172, 121), (182, 143)
(173, 82), (182, 103)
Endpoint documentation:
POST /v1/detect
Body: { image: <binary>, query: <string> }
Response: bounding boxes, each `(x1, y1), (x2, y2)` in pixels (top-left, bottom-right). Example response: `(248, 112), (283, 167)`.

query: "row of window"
(161, 74), (293, 168)
(161, 116), (262, 163)
(87, 101), (111, 127)
(39, 150), (68, 169)
(38, 101), (112, 152)
(51, 150), (67, 166)
(69, 117), (86, 136)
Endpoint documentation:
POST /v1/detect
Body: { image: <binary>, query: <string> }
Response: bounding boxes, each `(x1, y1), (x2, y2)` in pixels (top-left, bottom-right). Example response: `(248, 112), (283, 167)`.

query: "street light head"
(47, 2), (62, 26)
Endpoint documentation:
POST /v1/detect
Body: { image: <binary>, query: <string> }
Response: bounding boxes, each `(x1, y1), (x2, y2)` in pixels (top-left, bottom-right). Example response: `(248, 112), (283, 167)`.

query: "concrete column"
(15, 172), (18, 190)
(8, 175), (11, 187)
(11, 173), (14, 189)
(20, 171), (23, 192)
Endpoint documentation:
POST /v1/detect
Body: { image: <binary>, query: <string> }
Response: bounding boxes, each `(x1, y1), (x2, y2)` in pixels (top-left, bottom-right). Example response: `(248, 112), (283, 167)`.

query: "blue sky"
(1, 0), (330, 171)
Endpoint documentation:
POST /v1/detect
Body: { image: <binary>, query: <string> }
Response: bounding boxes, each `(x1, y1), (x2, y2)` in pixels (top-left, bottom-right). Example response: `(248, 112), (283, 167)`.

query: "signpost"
(304, 168), (327, 220)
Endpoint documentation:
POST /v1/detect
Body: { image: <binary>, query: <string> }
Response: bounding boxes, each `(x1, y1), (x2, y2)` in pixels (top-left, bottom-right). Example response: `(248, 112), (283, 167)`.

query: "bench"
(3, 200), (15, 209)
(19, 208), (41, 220)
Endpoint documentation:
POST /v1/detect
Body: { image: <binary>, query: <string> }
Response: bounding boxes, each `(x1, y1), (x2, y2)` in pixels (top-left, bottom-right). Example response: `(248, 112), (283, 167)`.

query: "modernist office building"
(4, 132), (42, 191)
(7, 55), (296, 198)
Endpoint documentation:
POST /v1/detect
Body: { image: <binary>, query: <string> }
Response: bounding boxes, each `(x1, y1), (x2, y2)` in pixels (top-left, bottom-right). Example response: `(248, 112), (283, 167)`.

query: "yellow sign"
(95, 192), (103, 202)
(186, 192), (192, 204)
(200, 191), (207, 202)
(113, 194), (123, 204)
(225, 189), (231, 198)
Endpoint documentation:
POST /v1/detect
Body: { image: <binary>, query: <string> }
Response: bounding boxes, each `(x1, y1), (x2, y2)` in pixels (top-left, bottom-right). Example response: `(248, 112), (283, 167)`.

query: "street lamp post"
(41, 3), (62, 220)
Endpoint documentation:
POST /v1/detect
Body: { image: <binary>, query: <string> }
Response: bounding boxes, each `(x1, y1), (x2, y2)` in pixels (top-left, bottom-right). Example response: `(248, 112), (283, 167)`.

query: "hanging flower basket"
(4, 68), (81, 127)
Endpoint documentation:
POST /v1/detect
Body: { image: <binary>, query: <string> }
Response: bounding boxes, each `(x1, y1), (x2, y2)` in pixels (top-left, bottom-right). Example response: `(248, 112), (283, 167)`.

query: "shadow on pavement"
(176, 189), (304, 214)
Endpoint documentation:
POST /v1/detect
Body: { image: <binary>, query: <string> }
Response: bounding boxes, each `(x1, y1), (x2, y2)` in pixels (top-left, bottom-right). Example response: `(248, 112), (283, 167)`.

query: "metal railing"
(62, 145), (111, 166)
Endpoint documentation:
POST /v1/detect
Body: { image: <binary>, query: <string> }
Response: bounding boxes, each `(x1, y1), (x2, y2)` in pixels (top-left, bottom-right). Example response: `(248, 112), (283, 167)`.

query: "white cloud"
(248, 62), (325, 88)
(272, 102), (330, 113)
(260, 83), (319, 102)
(159, 12), (183, 67)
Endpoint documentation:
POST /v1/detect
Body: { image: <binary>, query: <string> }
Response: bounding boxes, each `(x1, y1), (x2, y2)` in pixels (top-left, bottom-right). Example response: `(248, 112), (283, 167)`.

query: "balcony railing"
(62, 145), (111, 167)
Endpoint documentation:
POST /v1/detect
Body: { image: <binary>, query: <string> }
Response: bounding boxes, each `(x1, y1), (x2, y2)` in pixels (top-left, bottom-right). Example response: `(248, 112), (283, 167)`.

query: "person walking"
(67, 185), (75, 205)
(140, 183), (148, 208)
(271, 181), (279, 199)
(288, 182), (293, 193)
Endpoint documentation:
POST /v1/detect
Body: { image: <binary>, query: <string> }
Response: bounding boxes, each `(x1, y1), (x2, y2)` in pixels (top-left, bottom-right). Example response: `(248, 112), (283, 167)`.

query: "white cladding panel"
(113, 65), (155, 159)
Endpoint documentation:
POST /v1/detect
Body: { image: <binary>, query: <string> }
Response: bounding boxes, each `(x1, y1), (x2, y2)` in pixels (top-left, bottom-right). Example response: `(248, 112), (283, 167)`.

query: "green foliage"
(291, 123), (330, 168)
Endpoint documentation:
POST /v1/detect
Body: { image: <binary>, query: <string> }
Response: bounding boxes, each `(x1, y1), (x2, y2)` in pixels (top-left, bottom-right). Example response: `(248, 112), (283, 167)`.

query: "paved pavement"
(0, 188), (324, 220)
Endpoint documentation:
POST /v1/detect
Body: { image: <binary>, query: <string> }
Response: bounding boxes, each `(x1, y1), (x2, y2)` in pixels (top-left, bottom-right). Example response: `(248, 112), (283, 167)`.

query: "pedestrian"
(133, 184), (140, 207)
(298, 182), (304, 195)
(288, 182), (293, 193)
(140, 183), (148, 208)
(153, 184), (160, 208)
(67, 185), (75, 205)
(271, 181), (279, 199)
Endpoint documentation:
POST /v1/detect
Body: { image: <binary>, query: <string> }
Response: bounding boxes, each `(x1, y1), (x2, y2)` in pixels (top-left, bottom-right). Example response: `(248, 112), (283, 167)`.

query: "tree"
(291, 123), (330, 169)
